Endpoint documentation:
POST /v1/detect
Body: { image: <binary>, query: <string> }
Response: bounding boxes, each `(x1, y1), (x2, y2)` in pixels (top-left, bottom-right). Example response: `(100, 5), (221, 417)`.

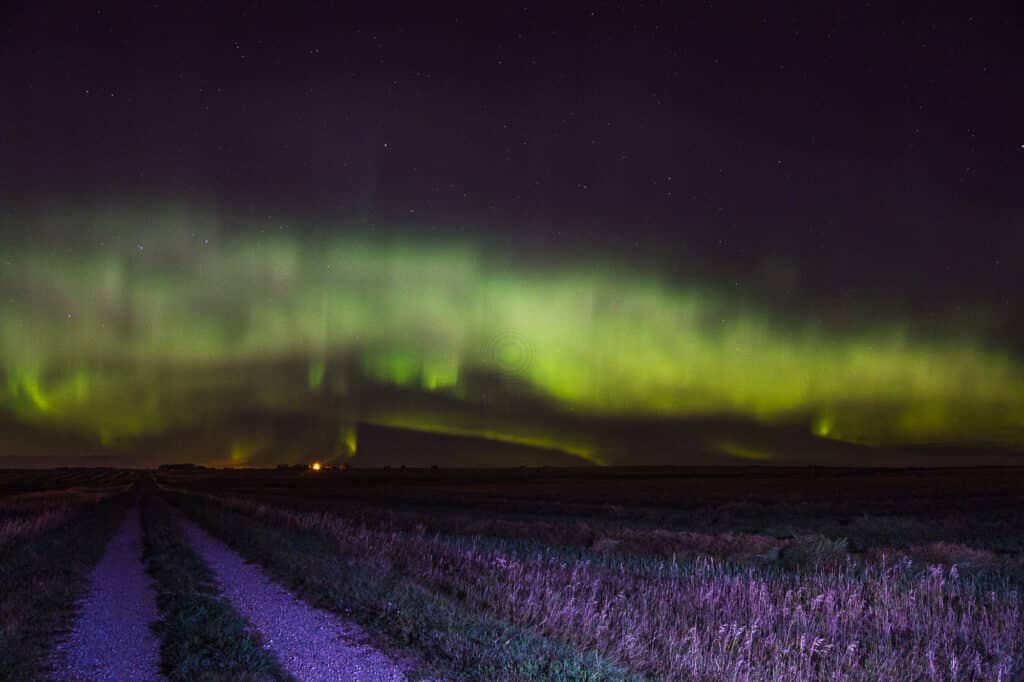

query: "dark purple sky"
(1, 1), (1022, 344)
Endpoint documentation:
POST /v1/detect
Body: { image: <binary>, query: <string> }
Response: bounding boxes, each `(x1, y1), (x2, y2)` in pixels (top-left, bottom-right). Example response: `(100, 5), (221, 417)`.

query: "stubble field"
(0, 466), (1021, 681)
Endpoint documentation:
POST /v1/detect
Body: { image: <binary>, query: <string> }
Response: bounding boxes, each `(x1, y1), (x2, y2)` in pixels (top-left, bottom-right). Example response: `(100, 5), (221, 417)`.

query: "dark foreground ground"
(1, 466), (1022, 681)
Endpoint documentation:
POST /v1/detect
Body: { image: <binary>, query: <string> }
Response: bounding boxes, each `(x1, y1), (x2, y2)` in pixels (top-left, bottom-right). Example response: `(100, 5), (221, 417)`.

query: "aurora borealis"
(0, 204), (1021, 464)
(1, 4), (1022, 465)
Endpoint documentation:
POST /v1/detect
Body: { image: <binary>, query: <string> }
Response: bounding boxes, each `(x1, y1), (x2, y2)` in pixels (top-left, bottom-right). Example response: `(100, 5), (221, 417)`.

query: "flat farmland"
(150, 466), (1024, 681)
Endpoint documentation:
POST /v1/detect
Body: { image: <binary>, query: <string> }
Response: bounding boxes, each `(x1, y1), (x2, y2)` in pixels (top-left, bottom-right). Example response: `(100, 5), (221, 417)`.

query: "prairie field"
(0, 465), (1021, 680)
(151, 466), (1024, 681)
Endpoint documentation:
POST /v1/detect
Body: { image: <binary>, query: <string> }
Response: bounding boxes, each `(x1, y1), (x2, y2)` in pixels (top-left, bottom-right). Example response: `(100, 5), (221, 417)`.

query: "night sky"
(1, 2), (1022, 465)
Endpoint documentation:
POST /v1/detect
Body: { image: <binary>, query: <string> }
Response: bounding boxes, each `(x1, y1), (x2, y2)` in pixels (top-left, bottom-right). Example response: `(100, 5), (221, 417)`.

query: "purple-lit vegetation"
(0, 484), (128, 679)
(165, 485), (1023, 681)
(0, 494), (80, 547)
(0, 477), (131, 547)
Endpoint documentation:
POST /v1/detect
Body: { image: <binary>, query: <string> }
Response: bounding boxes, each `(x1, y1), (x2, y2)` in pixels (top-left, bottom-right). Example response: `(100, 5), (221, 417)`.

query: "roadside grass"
(170, 489), (1023, 682)
(140, 494), (290, 682)
(0, 495), (126, 681)
(167, 491), (642, 682)
(0, 486), (131, 548)
(0, 500), (78, 549)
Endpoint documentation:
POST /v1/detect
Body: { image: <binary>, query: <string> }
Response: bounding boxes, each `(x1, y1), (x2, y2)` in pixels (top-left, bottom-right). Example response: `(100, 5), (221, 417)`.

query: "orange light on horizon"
(311, 461), (322, 471)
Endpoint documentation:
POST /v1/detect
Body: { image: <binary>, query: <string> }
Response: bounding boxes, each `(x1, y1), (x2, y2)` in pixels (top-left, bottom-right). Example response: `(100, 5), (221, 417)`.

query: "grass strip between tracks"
(142, 494), (292, 681)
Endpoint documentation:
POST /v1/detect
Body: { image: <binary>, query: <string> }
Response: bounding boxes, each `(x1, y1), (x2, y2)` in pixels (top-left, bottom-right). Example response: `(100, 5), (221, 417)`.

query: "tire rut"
(175, 512), (419, 682)
(51, 507), (163, 681)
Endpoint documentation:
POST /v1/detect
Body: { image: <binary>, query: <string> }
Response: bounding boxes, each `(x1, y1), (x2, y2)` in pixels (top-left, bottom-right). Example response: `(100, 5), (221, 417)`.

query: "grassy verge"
(168, 491), (641, 682)
(141, 494), (290, 682)
(0, 495), (126, 681)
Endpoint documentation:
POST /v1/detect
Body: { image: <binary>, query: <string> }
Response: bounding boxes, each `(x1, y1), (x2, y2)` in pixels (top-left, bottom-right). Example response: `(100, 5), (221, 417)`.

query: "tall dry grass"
(0, 486), (127, 547)
(174, 489), (1022, 681)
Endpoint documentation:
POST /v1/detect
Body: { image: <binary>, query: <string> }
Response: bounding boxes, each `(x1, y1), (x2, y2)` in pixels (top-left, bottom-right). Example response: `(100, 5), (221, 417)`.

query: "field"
(1, 466), (1022, 681)
(159, 466), (1023, 681)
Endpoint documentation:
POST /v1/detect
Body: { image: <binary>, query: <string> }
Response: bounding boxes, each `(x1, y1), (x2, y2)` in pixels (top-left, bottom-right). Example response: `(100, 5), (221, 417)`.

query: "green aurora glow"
(1, 205), (1022, 463)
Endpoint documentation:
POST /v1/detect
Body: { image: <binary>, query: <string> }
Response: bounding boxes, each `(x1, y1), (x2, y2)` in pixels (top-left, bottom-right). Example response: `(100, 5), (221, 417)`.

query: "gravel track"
(51, 507), (163, 681)
(177, 513), (413, 682)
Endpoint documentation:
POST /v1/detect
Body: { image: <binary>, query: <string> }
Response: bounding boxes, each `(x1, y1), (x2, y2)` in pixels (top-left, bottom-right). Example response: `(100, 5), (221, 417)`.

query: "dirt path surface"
(52, 507), (163, 681)
(177, 514), (412, 682)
